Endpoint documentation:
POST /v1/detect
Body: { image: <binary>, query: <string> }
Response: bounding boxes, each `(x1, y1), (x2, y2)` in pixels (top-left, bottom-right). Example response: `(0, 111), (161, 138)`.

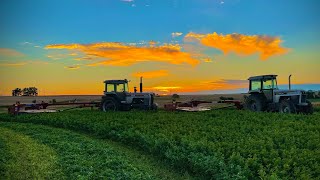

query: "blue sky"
(0, 0), (319, 95)
(1, 0), (319, 45)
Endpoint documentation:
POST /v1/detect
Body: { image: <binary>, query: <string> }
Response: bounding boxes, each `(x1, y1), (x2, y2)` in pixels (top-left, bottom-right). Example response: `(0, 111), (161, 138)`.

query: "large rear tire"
(279, 99), (296, 114)
(245, 95), (266, 112)
(101, 97), (119, 112)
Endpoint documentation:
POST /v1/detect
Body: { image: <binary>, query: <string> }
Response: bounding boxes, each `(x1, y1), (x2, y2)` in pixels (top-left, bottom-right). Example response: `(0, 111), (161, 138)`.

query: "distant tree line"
(219, 96), (234, 100)
(306, 90), (320, 99)
(172, 94), (180, 99)
(12, 87), (38, 96)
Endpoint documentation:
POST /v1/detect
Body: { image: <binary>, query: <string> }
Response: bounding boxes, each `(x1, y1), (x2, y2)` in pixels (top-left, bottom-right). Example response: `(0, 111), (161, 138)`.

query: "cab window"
(106, 84), (115, 92)
(262, 79), (278, 89)
(251, 80), (261, 91)
(116, 84), (127, 92)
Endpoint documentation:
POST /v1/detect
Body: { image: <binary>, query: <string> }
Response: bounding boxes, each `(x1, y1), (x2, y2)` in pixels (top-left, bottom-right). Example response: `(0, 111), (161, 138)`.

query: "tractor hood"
(274, 89), (306, 95)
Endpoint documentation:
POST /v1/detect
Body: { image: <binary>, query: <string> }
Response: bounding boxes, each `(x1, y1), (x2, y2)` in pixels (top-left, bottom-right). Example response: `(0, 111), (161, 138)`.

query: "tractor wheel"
(279, 99), (296, 114)
(151, 103), (158, 111)
(101, 97), (119, 112)
(302, 100), (313, 114)
(245, 95), (266, 112)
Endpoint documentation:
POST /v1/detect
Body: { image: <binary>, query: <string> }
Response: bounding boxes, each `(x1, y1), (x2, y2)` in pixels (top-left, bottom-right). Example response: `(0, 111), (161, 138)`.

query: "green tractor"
(245, 75), (313, 114)
(101, 77), (158, 111)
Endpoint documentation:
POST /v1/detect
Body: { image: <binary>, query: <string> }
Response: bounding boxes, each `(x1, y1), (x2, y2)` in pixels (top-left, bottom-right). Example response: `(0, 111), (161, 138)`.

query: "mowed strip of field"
(0, 122), (188, 179)
(1, 109), (319, 179)
(0, 126), (63, 179)
(0, 94), (245, 106)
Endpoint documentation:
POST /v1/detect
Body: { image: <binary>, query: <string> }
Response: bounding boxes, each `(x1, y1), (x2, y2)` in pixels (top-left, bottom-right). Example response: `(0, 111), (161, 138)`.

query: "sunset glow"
(0, 0), (319, 95)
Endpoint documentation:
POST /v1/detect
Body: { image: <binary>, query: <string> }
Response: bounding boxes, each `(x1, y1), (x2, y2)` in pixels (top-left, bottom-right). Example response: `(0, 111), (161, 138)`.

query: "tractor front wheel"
(101, 97), (119, 112)
(301, 100), (313, 114)
(245, 95), (266, 112)
(279, 99), (296, 113)
(151, 103), (158, 111)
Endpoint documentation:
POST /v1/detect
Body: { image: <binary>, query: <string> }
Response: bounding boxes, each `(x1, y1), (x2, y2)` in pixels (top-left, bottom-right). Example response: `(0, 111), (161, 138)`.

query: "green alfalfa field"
(0, 107), (319, 179)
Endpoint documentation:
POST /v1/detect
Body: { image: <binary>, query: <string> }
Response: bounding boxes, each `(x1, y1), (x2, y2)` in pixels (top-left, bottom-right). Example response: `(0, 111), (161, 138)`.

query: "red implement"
(164, 100), (212, 112)
(8, 101), (101, 115)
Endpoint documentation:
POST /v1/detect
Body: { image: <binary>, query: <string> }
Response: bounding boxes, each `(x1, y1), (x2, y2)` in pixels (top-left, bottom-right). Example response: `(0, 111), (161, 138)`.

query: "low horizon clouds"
(0, 48), (25, 57)
(64, 65), (80, 70)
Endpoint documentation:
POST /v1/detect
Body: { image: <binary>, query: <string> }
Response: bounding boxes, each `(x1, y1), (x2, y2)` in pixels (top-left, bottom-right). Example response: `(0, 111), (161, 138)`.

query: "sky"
(0, 0), (319, 95)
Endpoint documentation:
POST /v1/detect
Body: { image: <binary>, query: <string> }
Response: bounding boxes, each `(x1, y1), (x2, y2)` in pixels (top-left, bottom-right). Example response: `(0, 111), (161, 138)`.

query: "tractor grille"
(290, 95), (307, 104)
(290, 95), (300, 104)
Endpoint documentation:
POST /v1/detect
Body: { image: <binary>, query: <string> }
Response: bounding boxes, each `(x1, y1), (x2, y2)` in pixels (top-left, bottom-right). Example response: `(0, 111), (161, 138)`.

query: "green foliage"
(0, 109), (319, 179)
(11, 88), (22, 96)
(0, 135), (8, 177)
(0, 122), (181, 179)
(19, 87), (38, 96)
(307, 90), (320, 99)
(0, 126), (63, 179)
(219, 96), (234, 100)
(172, 94), (180, 99)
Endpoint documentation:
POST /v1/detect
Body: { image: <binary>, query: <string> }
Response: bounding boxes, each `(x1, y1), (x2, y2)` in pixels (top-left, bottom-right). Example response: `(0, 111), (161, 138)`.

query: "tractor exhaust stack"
(289, 74), (292, 90)
(140, 76), (143, 93)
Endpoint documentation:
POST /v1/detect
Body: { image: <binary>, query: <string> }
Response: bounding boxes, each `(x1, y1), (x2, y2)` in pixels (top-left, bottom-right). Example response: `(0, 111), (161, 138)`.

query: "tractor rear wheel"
(245, 95), (266, 112)
(101, 97), (119, 112)
(279, 99), (296, 113)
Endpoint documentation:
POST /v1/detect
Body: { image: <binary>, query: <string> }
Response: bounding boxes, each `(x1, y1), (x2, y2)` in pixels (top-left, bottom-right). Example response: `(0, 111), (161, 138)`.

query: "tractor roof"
(104, 79), (128, 84)
(248, 75), (277, 81)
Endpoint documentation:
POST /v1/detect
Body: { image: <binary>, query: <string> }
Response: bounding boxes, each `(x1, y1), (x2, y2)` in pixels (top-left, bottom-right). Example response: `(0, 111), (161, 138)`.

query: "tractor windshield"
(116, 83), (128, 92)
(106, 83), (128, 93)
(262, 79), (278, 90)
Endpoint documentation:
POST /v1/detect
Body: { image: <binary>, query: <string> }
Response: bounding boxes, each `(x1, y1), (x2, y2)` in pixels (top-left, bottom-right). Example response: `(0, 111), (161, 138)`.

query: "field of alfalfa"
(0, 105), (319, 179)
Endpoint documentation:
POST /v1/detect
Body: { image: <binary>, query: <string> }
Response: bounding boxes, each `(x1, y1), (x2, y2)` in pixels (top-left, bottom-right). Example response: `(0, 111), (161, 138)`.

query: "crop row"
(0, 109), (319, 179)
(0, 122), (182, 179)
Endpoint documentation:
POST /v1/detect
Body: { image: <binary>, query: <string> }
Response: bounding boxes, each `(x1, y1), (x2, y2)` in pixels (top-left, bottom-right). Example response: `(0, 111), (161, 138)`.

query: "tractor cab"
(104, 79), (129, 93)
(104, 79), (129, 101)
(248, 75), (278, 92)
(248, 75), (278, 102)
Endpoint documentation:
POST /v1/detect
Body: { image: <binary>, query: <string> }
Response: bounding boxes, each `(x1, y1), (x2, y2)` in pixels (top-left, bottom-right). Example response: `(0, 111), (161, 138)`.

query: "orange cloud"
(185, 32), (289, 60)
(0, 60), (50, 67)
(203, 58), (213, 63)
(0, 48), (24, 57)
(149, 40), (157, 46)
(0, 62), (27, 66)
(132, 69), (169, 78)
(64, 65), (80, 70)
(184, 32), (205, 41)
(68, 53), (78, 56)
(45, 42), (200, 66)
